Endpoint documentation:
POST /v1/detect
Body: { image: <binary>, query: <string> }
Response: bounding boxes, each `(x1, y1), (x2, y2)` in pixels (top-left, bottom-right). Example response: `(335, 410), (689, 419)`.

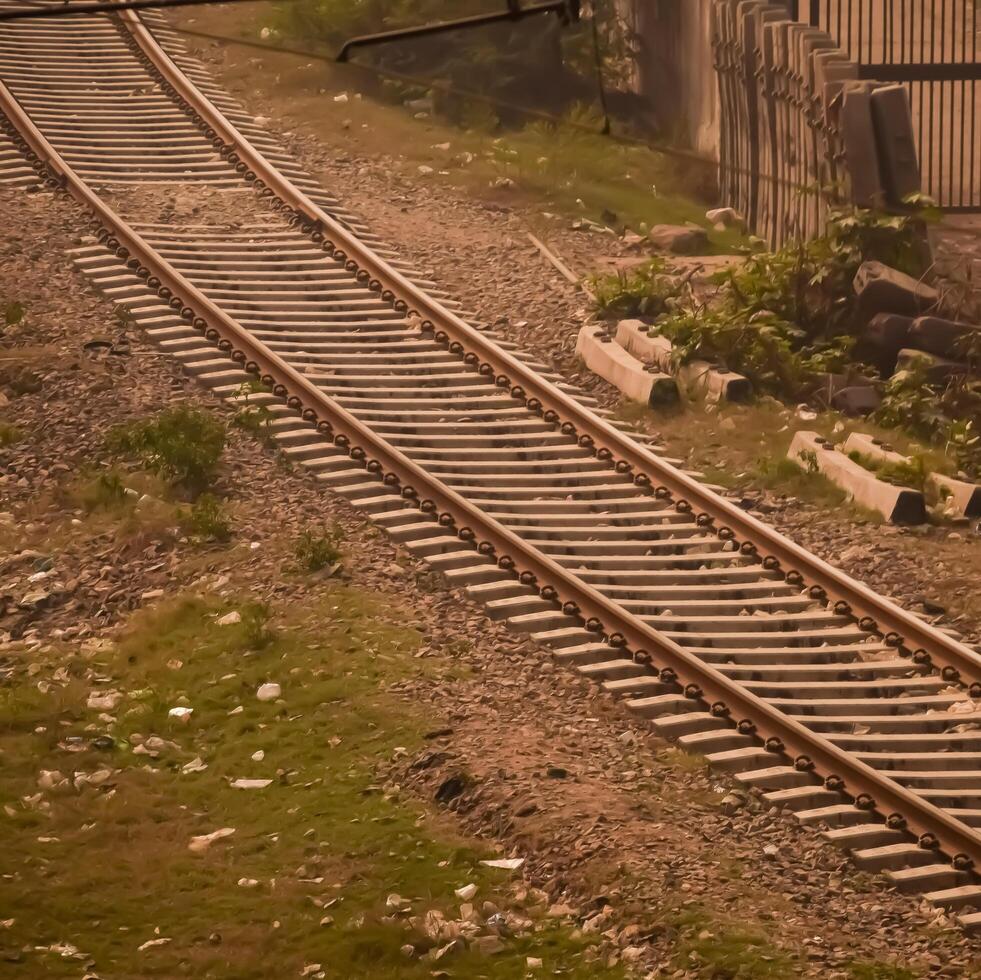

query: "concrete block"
(830, 385), (881, 416)
(844, 432), (981, 519)
(789, 431), (925, 524)
(615, 319), (751, 402)
(870, 84), (921, 205)
(908, 316), (981, 359)
(576, 324), (677, 405)
(861, 312), (913, 369)
(854, 261), (938, 321)
(840, 83), (885, 208)
(895, 348), (968, 384)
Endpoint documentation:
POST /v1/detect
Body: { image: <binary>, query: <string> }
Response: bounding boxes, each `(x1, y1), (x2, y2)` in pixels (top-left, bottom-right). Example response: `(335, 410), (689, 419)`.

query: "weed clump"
(180, 493), (231, 542)
(241, 601), (275, 649)
(588, 259), (682, 318)
(294, 525), (344, 572)
(233, 380), (274, 438)
(78, 471), (129, 513)
(0, 421), (21, 447)
(109, 406), (225, 495)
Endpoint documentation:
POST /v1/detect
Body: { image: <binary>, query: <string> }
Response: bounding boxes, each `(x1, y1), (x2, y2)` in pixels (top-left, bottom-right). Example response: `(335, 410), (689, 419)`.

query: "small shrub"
(4, 300), (24, 326)
(294, 526), (344, 572)
(109, 406), (225, 494)
(588, 259), (682, 318)
(79, 471), (129, 513)
(180, 493), (231, 542)
(241, 602), (274, 649)
(0, 422), (20, 447)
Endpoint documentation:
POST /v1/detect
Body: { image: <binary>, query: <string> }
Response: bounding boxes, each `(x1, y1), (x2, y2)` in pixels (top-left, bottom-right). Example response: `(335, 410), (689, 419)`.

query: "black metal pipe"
(336, 0), (580, 62)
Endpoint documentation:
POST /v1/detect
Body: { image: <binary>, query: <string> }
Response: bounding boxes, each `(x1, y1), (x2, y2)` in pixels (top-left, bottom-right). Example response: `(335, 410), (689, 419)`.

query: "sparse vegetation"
(233, 379), (274, 438)
(240, 600), (275, 649)
(847, 450), (929, 491)
(294, 524), (344, 572)
(0, 420), (20, 447)
(109, 406), (226, 494)
(667, 905), (798, 978)
(0, 593), (625, 979)
(180, 492), (232, 542)
(589, 258), (682, 318)
(846, 962), (920, 980)
(77, 470), (129, 513)
(4, 299), (24, 326)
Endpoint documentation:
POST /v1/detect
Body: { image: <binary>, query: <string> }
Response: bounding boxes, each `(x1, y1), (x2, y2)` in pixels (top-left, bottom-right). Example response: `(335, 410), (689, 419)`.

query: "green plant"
(180, 493), (231, 542)
(78, 471), (129, 513)
(294, 525), (344, 572)
(588, 258), (682, 318)
(241, 601), (275, 649)
(0, 421), (20, 447)
(847, 450), (929, 491)
(4, 300), (24, 326)
(232, 380), (274, 437)
(108, 406), (226, 494)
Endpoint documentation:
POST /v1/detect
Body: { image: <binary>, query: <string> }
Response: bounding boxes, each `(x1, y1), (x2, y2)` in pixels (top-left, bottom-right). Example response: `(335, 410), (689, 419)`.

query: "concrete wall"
(618, 0), (722, 160)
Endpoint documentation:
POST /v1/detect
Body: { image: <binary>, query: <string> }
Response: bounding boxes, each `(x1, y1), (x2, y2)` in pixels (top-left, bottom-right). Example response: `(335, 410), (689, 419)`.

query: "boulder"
(648, 224), (709, 254)
(853, 261), (938, 321)
(907, 315), (981, 359)
(830, 385), (882, 416)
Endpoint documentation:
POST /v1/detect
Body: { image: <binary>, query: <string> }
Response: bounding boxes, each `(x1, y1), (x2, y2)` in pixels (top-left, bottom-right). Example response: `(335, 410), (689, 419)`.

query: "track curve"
(1, 0), (980, 929)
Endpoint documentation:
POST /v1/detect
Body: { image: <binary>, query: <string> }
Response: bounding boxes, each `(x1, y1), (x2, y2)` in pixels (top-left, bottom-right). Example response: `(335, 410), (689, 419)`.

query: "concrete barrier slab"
(615, 319), (751, 402)
(789, 430), (925, 524)
(576, 324), (677, 405)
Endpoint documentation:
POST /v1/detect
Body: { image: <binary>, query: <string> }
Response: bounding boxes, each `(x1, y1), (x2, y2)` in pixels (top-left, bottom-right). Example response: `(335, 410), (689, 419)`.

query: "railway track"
(1, 0), (981, 931)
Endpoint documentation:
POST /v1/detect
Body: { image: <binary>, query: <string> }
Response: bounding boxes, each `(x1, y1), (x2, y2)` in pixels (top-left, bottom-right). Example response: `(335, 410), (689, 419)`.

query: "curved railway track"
(1, 0), (981, 931)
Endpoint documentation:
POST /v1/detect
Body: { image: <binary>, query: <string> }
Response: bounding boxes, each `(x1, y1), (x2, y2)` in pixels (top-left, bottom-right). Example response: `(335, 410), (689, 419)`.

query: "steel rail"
(2, 22), (980, 870)
(116, 7), (981, 695)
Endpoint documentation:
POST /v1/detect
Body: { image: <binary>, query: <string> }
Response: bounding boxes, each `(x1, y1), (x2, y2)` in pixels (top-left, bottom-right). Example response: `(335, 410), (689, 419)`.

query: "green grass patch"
(0, 590), (624, 979)
(667, 904), (798, 978)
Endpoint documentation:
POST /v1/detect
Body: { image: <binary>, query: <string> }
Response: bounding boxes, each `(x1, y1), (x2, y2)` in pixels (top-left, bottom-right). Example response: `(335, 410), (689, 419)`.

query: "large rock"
(648, 224), (709, 254)
(860, 312), (913, 372)
(853, 261), (938, 321)
(908, 315), (981, 359)
(895, 347), (969, 384)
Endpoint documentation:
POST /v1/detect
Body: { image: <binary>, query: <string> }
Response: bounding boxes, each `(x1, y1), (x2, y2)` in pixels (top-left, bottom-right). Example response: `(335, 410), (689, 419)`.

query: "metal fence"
(790, 0), (980, 212)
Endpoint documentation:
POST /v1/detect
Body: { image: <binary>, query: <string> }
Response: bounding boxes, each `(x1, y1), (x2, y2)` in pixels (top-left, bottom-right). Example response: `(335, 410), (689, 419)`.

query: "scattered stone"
(86, 690), (122, 712)
(454, 883), (478, 901)
(217, 611), (241, 626)
(480, 858), (524, 871)
(256, 682), (281, 701)
(648, 224), (709, 254)
(705, 206), (746, 231)
(188, 827), (236, 853)
(230, 778), (273, 790)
